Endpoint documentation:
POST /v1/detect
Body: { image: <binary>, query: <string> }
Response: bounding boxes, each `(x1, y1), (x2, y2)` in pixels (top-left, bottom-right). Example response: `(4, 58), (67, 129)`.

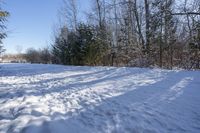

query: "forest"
(49, 0), (200, 69)
(1, 0), (200, 69)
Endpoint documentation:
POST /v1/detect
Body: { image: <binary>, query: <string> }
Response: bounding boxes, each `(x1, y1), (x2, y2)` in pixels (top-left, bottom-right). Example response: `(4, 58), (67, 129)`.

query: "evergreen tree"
(0, 6), (9, 55)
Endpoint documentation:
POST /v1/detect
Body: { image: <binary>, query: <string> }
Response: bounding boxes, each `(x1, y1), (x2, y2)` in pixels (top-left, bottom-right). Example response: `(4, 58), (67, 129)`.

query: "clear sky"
(2, 0), (91, 54)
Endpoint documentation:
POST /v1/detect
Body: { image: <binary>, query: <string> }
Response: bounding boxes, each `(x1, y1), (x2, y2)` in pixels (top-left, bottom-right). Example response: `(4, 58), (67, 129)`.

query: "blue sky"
(2, 0), (91, 54)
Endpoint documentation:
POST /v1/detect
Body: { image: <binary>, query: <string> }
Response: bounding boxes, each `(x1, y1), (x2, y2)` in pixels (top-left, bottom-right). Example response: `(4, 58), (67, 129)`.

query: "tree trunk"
(144, 0), (150, 53)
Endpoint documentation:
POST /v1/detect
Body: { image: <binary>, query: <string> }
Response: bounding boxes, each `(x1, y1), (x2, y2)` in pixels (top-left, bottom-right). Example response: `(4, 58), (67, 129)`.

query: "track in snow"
(0, 63), (200, 133)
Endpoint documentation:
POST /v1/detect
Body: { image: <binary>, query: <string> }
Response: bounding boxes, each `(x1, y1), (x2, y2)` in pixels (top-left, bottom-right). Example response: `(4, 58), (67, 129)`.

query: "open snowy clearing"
(0, 63), (200, 133)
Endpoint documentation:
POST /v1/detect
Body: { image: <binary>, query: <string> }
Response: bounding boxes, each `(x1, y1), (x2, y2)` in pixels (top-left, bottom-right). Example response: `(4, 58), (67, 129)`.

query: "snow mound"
(0, 63), (200, 133)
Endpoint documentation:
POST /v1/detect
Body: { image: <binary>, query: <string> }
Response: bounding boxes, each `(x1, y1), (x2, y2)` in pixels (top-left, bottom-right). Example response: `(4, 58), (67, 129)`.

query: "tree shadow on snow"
(19, 70), (200, 133)
(0, 67), (151, 100)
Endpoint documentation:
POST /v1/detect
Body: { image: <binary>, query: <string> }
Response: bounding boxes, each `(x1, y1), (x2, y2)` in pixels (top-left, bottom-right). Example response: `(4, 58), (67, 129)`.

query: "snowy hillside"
(0, 63), (200, 133)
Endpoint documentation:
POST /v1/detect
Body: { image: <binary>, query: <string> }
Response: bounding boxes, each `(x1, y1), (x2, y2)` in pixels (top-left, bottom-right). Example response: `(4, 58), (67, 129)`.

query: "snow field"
(0, 63), (200, 133)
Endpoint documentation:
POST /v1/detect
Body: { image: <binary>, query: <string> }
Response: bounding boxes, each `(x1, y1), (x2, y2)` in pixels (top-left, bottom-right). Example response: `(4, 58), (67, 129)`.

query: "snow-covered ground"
(0, 63), (200, 133)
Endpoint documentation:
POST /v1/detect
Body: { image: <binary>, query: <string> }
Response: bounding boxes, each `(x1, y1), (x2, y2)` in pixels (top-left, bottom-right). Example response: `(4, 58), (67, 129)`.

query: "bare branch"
(171, 12), (200, 15)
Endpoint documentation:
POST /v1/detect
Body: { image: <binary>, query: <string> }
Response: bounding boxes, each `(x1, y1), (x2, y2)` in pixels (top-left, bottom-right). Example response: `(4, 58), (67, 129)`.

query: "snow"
(0, 63), (200, 133)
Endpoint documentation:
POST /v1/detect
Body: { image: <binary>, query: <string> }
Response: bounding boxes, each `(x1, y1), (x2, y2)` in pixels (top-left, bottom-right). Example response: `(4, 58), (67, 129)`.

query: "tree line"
(24, 0), (200, 69)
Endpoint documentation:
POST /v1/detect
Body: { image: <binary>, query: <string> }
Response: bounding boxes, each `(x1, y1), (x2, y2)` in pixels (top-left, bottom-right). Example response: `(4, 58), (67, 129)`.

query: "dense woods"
(48, 0), (200, 69)
(0, 1), (200, 69)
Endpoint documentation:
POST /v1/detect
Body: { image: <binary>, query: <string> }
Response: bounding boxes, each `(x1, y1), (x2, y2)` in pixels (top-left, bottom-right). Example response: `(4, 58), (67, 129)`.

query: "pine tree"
(0, 6), (9, 56)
